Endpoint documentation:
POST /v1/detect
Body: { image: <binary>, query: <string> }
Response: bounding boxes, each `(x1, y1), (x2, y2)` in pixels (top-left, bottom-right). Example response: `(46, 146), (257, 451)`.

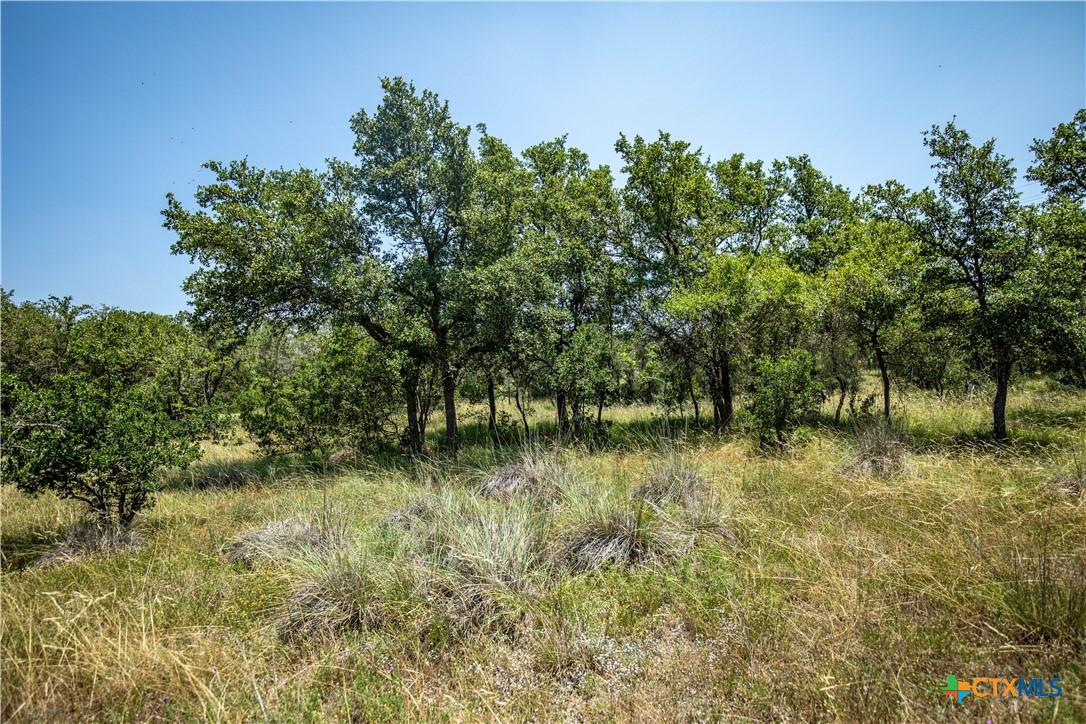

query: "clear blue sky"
(3, 2), (1083, 314)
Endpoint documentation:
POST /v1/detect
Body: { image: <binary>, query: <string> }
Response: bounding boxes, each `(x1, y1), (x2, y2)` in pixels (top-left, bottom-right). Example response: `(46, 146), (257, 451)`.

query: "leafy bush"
(1, 299), (218, 526)
(750, 349), (822, 444)
(237, 325), (400, 459)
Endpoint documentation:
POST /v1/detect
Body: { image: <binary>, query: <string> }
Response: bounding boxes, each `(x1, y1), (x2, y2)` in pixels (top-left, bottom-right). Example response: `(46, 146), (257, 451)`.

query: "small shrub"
(750, 350), (821, 445)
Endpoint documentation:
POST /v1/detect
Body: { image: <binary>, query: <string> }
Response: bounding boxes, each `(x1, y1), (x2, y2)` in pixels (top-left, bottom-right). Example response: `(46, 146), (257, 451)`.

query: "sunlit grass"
(2, 381), (1084, 721)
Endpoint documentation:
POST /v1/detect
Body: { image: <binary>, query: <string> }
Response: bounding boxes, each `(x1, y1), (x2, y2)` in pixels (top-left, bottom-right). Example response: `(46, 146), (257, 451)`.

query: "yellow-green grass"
(2, 379), (1084, 722)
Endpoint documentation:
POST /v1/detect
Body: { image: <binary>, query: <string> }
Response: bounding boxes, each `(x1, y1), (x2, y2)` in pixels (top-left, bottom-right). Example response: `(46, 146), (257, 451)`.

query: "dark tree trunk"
(708, 374), (723, 430)
(487, 374), (497, 436)
(708, 353), (734, 432)
(992, 358), (1011, 440)
(721, 352), (734, 427)
(442, 368), (458, 455)
(513, 377), (530, 438)
(873, 340), (890, 422)
(556, 391), (569, 433)
(596, 397), (604, 425)
(834, 376), (847, 426)
(404, 379), (423, 457)
(689, 374), (700, 428)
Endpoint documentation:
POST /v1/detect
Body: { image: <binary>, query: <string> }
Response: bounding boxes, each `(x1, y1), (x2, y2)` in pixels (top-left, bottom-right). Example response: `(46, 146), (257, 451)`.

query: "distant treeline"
(2, 79), (1083, 524)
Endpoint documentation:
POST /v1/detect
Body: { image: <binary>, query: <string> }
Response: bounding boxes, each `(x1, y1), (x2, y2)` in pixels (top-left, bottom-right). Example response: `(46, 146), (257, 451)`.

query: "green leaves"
(0, 303), (215, 525)
(1028, 108), (1086, 203)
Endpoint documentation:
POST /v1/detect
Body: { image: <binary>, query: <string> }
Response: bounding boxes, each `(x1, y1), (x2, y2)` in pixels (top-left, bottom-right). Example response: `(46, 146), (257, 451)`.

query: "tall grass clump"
(848, 415), (909, 477)
(32, 518), (145, 570)
(994, 543), (1086, 651)
(225, 516), (348, 566)
(563, 497), (692, 571)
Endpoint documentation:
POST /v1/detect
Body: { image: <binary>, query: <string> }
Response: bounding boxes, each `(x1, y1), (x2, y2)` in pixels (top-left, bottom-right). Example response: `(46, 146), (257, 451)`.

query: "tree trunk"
(513, 377), (530, 438)
(442, 368), (458, 455)
(487, 374), (497, 436)
(834, 376), (847, 426)
(404, 379), (423, 457)
(689, 374), (700, 428)
(708, 374), (723, 431)
(992, 358), (1011, 440)
(874, 342), (890, 422)
(720, 352), (734, 427)
(556, 391), (569, 433)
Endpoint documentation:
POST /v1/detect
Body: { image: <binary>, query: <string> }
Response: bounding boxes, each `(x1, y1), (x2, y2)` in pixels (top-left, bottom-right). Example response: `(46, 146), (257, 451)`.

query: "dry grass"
(2, 379), (1084, 722)
(31, 520), (146, 571)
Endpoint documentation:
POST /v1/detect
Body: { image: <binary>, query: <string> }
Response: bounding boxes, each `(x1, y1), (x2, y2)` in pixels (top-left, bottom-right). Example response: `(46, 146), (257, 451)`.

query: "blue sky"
(3, 2), (1083, 314)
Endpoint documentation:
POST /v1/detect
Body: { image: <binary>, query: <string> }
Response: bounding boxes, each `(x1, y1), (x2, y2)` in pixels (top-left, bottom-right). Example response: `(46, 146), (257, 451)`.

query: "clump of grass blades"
(275, 550), (424, 641)
(1048, 447), (1086, 498)
(477, 444), (569, 501)
(225, 516), (347, 566)
(997, 547), (1086, 651)
(636, 460), (710, 507)
(636, 457), (736, 545)
(32, 519), (144, 570)
(190, 466), (261, 490)
(564, 499), (692, 571)
(848, 416), (909, 477)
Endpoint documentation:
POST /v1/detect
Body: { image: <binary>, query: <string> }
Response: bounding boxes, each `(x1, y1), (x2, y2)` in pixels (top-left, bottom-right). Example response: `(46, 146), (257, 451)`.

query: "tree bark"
(721, 352), (734, 427)
(992, 358), (1011, 440)
(874, 341), (890, 422)
(689, 374), (700, 428)
(487, 374), (497, 436)
(442, 367), (458, 455)
(834, 376), (847, 426)
(404, 378), (423, 457)
(514, 379), (530, 437)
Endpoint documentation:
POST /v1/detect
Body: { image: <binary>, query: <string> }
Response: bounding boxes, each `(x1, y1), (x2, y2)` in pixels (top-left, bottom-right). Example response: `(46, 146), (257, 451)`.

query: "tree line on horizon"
(2, 77), (1084, 525)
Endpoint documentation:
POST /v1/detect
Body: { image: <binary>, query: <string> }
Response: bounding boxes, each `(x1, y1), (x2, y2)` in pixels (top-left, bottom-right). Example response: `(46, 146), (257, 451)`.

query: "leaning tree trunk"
(835, 376), (847, 426)
(513, 378), (530, 437)
(992, 357), (1012, 441)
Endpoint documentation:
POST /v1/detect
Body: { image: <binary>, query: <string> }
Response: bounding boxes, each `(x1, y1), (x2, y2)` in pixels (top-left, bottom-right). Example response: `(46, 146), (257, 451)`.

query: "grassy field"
(2, 379), (1085, 722)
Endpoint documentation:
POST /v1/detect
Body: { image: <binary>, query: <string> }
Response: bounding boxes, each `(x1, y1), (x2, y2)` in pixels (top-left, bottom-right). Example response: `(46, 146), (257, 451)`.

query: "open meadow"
(3, 380), (1084, 722)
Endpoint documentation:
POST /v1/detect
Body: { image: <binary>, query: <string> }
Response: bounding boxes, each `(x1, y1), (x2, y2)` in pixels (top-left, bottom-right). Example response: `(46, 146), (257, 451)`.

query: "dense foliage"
(3, 82), (1083, 527)
(0, 295), (224, 524)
